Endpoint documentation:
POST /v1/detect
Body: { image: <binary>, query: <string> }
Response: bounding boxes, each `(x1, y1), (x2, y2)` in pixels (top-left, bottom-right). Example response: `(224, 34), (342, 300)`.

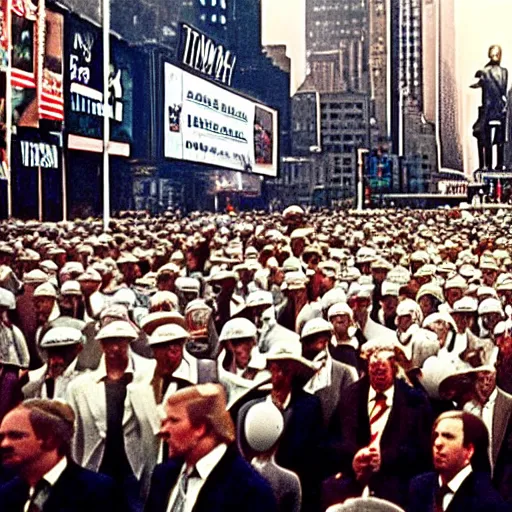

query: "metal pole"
(102, 0), (110, 230)
(5, 0), (12, 217)
(357, 148), (368, 211)
(37, 165), (42, 220)
(61, 140), (67, 220)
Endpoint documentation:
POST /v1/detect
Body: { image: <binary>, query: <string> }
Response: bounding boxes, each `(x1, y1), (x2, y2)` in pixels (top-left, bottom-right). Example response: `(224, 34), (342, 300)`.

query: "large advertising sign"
(164, 62), (278, 177)
(65, 15), (133, 154)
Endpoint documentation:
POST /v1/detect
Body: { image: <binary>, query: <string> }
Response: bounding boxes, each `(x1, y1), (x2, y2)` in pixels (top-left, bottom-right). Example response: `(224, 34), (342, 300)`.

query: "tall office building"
(306, 0), (369, 93)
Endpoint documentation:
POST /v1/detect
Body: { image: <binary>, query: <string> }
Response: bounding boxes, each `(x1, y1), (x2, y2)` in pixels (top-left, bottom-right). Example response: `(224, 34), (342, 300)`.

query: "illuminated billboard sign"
(163, 62), (278, 177)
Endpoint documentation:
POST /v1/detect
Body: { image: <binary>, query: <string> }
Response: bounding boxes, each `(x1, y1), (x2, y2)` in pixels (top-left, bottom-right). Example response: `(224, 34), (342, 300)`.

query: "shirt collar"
(41, 456), (68, 487)
(487, 387), (498, 406)
(266, 392), (291, 410)
(368, 385), (394, 406)
(193, 443), (228, 481)
(95, 351), (136, 383)
(331, 334), (359, 350)
(440, 464), (472, 493)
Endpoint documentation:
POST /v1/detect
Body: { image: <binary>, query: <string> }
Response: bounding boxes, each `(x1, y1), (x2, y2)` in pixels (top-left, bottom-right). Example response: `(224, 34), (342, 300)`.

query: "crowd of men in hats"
(0, 205), (512, 511)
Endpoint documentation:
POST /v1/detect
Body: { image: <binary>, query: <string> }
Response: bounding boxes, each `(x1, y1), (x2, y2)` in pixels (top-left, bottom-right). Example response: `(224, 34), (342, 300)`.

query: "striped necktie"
(170, 468), (194, 512)
(369, 392), (388, 444)
(27, 479), (51, 512)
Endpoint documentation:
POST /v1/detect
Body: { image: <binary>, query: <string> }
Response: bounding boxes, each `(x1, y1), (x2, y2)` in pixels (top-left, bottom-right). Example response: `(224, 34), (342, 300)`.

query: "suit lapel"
(446, 472), (474, 512)
(492, 390), (512, 466)
(380, 380), (403, 448)
(193, 446), (236, 512)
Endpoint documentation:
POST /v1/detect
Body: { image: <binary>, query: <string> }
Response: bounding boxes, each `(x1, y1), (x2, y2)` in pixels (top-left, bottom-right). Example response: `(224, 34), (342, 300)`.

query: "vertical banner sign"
(39, 10), (63, 121)
(0, 0), (9, 179)
(11, 0), (37, 128)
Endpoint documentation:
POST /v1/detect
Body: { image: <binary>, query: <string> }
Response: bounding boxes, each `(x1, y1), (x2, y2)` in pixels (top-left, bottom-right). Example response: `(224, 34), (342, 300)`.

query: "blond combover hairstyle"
(165, 383), (236, 444)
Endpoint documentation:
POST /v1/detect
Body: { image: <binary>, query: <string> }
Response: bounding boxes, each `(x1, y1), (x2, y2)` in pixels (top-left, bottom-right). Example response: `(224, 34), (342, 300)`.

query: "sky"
(261, 0), (306, 93)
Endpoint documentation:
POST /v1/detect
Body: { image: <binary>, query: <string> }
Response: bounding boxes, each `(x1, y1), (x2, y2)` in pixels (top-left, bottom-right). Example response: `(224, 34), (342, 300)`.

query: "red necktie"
(369, 392), (388, 444)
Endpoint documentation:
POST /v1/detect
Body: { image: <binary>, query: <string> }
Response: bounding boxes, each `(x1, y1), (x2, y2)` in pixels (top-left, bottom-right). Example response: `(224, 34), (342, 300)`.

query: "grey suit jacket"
(492, 388), (512, 502)
(314, 359), (357, 428)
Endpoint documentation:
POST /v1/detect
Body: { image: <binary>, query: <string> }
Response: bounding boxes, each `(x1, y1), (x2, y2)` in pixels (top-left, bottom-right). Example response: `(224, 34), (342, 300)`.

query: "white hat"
(494, 320), (512, 337)
(40, 327), (83, 349)
(451, 297), (478, 313)
(396, 298), (422, 318)
(175, 277), (201, 293)
(149, 324), (189, 346)
(444, 275), (467, 290)
(245, 290), (274, 309)
(149, 291), (179, 311)
(140, 311), (187, 335)
(77, 268), (102, 283)
(328, 302), (354, 320)
(0, 288), (16, 309)
(283, 205), (304, 218)
(157, 263), (180, 276)
(416, 283), (444, 303)
(60, 280), (82, 296)
(381, 281), (400, 297)
(96, 320), (138, 341)
(282, 271), (308, 291)
(219, 318), (257, 342)
(111, 287), (137, 309)
(33, 282), (57, 299)
(40, 260), (58, 272)
(321, 288), (347, 312)
(422, 312), (457, 331)
(282, 257), (303, 273)
(478, 298), (504, 316)
(301, 317), (332, 340)
(266, 340), (316, 376)
(24, 269), (49, 285)
(244, 401), (284, 453)
(476, 286), (498, 299)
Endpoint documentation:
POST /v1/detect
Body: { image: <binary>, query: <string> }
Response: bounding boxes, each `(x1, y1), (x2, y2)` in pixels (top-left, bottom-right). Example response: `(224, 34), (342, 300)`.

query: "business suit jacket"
(0, 462), (125, 512)
(313, 359), (356, 428)
(493, 388), (512, 502)
(66, 351), (155, 485)
(144, 444), (277, 512)
(408, 471), (510, 512)
(327, 377), (433, 508)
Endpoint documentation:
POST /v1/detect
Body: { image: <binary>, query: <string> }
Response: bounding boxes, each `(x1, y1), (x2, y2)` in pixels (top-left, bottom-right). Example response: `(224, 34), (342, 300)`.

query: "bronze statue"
(471, 45), (509, 171)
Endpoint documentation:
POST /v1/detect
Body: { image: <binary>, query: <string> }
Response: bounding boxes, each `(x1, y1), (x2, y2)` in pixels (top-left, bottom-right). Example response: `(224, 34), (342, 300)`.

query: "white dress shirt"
(367, 385), (394, 446)
(166, 443), (228, 512)
(438, 464), (472, 511)
(463, 387), (498, 467)
(304, 350), (333, 394)
(24, 457), (68, 512)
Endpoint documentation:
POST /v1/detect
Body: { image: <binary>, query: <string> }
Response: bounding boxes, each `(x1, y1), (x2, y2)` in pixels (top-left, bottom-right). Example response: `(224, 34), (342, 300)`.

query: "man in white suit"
(66, 320), (154, 510)
(127, 322), (217, 497)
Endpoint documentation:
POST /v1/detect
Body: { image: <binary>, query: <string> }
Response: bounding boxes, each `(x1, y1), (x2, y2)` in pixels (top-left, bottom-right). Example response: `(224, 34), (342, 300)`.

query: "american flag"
(39, 70), (64, 121)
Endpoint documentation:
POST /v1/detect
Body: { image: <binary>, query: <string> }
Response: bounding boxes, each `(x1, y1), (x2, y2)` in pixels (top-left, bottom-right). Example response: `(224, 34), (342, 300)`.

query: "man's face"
(301, 334), (329, 361)
(418, 295), (435, 318)
(34, 296), (55, 317)
(482, 269), (497, 287)
(226, 338), (254, 369)
(331, 314), (351, 337)
(452, 312), (471, 334)
(396, 314), (413, 333)
(368, 353), (395, 392)
(474, 370), (497, 404)
(152, 342), (184, 376)
(159, 402), (202, 460)
(433, 417), (473, 480)
(46, 345), (81, 378)
(497, 333), (512, 360)
(380, 295), (398, 316)
(291, 238), (305, 257)
(481, 313), (502, 333)
(268, 360), (294, 391)
(489, 45), (502, 64)
(371, 268), (387, 284)
(100, 338), (130, 364)
(445, 288), (463, 307)
(0, 408), (45, 471)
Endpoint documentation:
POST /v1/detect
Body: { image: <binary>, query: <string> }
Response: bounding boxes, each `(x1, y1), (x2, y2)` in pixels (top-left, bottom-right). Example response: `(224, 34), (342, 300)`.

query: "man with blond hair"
(145, 383), (277, 512)
(0, 399), (122, 511)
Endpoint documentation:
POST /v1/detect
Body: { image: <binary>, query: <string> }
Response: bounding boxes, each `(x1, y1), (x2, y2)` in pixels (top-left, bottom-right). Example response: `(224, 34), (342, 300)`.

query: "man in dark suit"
(0, 398), (123, 512)
(408, 411), (509, 512)
(323, 339), (432, 509)
(145, 383), (277, 512)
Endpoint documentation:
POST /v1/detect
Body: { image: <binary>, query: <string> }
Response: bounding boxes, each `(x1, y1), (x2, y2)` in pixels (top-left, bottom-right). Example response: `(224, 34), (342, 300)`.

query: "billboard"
(164, 62), (278, 177)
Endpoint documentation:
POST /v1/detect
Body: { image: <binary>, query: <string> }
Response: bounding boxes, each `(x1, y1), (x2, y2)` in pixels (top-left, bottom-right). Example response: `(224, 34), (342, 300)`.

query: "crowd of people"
(0, 205), (512, 511)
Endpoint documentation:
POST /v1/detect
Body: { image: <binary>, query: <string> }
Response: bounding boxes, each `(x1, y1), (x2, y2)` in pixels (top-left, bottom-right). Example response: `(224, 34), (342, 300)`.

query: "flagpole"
(5, 0), (12, 217)
(102, 0), (110, 231)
